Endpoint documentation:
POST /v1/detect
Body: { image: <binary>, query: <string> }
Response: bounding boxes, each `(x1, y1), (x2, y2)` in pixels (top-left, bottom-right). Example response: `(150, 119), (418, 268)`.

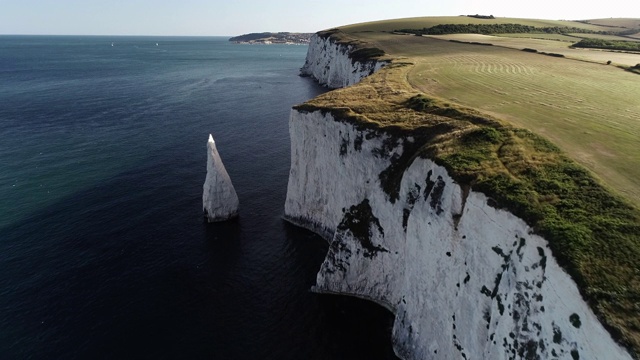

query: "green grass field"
(581, 18), (640, 29)
(495, 32), (640, 43)
(339, 16), (615, 33)
(496, 32), (579, 42)
(569, 33), (640, 42)
(422, 33), (640, 65)
(309, 16), (640, 357)
(343, 29), (640, 206)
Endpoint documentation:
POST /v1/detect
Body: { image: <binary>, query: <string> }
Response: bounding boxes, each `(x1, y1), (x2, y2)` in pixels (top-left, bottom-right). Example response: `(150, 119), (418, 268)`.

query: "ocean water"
(0, 36), (398, 359)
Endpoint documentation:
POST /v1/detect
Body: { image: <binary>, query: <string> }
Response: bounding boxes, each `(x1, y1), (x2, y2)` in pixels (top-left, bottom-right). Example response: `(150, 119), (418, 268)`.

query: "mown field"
(342, 28), (640, 207)
(568, 33), (640, 41)
(314, 16), (640, 357)
(424, 33), (640, 66)
(581, 18), (640, 29)
(497, 32), (579, 42)
(341, 16), (613, 33)
(493, 32), (640, 43)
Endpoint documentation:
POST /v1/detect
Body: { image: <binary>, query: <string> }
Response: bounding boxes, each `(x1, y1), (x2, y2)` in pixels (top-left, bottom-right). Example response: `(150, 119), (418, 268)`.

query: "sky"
(0, 0), (637, 36)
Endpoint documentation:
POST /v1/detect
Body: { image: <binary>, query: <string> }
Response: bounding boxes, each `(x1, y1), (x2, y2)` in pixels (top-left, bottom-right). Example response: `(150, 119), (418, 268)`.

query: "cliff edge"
(300, 29), (388, 88)
(285, 30), (638, 359)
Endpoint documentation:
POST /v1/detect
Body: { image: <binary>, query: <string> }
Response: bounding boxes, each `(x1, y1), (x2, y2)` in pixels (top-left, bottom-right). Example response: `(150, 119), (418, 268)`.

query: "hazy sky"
(0, 0), (637, 36)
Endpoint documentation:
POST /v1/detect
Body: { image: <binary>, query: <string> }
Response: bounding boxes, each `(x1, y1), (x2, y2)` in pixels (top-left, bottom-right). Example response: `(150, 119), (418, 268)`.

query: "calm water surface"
(0, 36), (398, 359)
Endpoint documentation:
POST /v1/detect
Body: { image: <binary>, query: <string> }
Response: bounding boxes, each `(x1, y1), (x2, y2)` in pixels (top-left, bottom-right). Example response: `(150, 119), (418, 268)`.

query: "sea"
(0, 36), (399, 359)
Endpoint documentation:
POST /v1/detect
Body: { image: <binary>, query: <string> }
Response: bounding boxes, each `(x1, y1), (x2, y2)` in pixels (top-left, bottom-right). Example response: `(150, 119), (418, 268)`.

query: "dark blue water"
(0, 36), (398, 359)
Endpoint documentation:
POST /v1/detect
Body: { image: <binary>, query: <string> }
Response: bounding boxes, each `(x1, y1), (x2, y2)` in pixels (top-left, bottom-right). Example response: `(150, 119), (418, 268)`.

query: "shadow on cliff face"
(282, 222), (400, 360)
(314, 293), (399, 360)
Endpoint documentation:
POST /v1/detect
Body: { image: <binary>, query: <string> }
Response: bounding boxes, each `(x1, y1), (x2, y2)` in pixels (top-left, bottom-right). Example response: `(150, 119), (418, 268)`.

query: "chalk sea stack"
(203, 134), (239, 222)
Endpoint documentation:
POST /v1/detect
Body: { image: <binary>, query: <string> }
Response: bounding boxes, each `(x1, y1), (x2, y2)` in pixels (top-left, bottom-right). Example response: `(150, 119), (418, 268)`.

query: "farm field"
(341, 16), (612, 33)
(581, 18), (640, 29)
(424, 33), (640, 66)
(567, 32), (640, 41)
(494, 32), (640, 43)
(496, 32), (578, 42)
(342, 30), (640, 206)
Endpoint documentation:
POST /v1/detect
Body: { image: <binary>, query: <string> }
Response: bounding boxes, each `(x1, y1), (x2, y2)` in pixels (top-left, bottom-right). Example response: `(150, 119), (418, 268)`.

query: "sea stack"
(203, 134), (239, 222)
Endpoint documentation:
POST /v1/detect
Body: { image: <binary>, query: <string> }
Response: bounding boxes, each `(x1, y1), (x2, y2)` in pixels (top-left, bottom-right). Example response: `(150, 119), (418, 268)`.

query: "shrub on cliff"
(350, 47), (385, 62)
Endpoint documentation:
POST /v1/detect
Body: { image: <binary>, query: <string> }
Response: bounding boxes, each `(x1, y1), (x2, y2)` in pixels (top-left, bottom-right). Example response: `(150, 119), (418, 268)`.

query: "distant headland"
(228, 32), (312, 44)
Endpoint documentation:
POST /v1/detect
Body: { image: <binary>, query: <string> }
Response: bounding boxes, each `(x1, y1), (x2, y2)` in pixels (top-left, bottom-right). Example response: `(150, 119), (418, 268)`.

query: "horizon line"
(0, 33), (238, 37)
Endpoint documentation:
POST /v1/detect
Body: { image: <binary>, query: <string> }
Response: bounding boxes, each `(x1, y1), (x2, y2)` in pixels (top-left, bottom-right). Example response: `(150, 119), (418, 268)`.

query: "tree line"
(573, 38), (640, 51)
(396, 23), (615, 36)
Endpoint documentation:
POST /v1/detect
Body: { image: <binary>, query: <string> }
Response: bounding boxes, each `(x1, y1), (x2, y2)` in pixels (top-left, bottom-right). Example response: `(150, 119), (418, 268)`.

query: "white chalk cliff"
(285, 33), (632, 359)
(203, 134), (239, 222)
(300, 33), (387, 88)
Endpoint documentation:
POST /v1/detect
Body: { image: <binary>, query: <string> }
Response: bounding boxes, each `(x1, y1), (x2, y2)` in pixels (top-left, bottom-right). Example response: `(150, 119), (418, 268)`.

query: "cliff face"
(285, 35), (632, 359)
(300, 34), (387, 88)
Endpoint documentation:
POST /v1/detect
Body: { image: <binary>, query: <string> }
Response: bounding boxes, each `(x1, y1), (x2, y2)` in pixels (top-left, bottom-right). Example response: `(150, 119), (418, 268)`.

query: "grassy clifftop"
(300, 17), (640, 357)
